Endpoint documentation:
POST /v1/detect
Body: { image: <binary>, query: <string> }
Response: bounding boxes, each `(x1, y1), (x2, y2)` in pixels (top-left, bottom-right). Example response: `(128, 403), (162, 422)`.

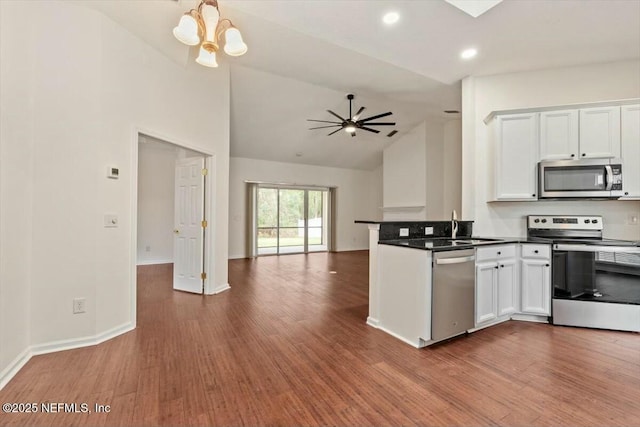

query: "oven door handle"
(555, 244), (640, 253)
(605, 165), (613, 191)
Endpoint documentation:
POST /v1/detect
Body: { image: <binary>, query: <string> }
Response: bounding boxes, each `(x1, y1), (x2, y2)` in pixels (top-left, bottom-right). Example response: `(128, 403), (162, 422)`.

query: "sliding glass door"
(256, 186), (329, 255)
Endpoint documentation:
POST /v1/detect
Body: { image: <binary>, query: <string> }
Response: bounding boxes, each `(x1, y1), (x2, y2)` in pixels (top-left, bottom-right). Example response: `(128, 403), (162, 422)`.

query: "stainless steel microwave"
(538, 158), (623, 199)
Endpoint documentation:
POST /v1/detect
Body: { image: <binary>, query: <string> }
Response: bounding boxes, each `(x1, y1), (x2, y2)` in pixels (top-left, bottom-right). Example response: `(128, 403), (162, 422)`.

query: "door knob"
(174, 229), (179, 234)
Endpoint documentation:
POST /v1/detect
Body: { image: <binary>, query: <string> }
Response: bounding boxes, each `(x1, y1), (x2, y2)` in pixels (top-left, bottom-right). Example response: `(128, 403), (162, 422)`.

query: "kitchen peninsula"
(357, 220), (552, 348)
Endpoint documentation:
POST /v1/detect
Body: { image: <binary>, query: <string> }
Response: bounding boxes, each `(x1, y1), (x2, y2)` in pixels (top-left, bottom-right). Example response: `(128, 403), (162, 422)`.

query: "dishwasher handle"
(435, 255), (475, 265)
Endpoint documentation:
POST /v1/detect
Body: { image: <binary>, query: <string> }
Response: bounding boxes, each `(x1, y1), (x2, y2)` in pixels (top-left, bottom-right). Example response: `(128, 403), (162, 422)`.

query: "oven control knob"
(592, 219), (598, 224)
(541, 219), (547, 223)
(584, 219), (590, 223)
(534, 219), (540, 223)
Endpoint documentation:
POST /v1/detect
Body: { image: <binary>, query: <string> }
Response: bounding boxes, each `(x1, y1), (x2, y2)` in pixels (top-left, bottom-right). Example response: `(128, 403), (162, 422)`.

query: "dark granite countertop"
(379, 237), (550, 252)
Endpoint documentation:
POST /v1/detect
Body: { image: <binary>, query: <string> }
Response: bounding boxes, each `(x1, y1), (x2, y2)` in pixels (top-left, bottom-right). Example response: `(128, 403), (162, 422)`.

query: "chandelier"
(173, 0), (247, 68)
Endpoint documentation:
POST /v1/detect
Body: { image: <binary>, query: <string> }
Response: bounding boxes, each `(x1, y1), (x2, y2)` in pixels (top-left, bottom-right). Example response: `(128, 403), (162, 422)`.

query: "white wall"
(0, 0), (230, 381)
(228, 157), (380, 259)
(462, 60), (640, 239)
(137, 138), (203, 265)
(0, 0), (33, 380)
(382, 119), (462, 221)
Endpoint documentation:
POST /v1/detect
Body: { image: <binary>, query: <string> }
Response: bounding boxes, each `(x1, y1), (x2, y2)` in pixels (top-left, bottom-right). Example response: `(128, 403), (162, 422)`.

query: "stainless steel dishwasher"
(432, 249), (475, 342)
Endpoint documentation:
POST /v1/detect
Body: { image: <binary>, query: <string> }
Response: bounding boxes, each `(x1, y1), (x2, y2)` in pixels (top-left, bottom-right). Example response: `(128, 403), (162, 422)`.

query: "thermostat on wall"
(107, 166), (119, 179)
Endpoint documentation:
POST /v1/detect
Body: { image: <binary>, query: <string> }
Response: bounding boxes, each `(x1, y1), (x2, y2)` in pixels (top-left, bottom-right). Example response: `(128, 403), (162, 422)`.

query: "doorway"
(255, 185), (331, 256)
(136, 134), (209, 293)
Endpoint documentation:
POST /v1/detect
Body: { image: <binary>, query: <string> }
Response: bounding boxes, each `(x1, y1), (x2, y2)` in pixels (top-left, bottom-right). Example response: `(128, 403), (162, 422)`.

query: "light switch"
(399, 228), (409, 237)
(104, 214), (118, 228)
(107, 166), (119, 179)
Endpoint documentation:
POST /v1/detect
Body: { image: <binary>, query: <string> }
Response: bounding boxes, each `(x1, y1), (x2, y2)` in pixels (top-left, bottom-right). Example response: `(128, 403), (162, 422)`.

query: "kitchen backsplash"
(378, 221), (473, 240)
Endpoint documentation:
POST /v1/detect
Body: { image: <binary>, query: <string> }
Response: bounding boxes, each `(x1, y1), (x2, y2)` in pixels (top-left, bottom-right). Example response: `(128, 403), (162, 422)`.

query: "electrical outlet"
(425, 227), (434, 235)
(73, 298), (86, 314)
(399, 228), (409, 237)
(628, 214), (639, 226)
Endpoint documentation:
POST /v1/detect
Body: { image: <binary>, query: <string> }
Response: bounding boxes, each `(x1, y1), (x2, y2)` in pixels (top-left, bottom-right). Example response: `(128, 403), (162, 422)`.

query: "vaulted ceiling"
(86, 0), (640, 170)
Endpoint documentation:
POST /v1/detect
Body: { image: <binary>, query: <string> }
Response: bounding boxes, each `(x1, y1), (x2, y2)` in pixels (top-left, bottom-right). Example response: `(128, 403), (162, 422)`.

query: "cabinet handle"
(545, 264), (550, 267)
(532, 194), (536, 197)
(534, 250), (539, 254)
(582, 153), (586, 157)
(497, 251), (501, 255)
(494, 266), (499, 269)
(625, 192), (629, 196)
(571, 154), (575, 158)
(500, 265), (504, 268)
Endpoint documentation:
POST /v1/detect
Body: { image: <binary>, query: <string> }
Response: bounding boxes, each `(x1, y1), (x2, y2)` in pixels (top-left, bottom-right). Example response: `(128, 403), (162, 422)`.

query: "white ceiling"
(85, 0), (640, 170)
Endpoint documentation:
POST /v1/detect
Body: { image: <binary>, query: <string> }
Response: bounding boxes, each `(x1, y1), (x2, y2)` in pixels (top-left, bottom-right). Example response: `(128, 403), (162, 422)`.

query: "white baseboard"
(0, 347), (32, 390)
(210, 283), (231, 295)
(228, 254), (248, 260)
(366, 316), (379, 327)
(334, 246), (369, 252)
(376, 324), (421, 348)
(0, 322), (135, 391)
(511, 313), (550, 323)
(136, 259), (173, 266)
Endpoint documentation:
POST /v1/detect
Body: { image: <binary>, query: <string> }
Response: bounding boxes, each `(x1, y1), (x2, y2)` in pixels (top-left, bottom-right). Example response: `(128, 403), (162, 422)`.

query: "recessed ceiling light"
(382, 12), (400, 25)
(461, 48), (478, 59)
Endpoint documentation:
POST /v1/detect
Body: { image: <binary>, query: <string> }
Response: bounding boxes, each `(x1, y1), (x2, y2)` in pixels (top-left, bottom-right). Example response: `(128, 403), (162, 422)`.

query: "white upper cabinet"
(539, 110), (579, 160)
(494, 113), (539, 201)
(621, 104), (640, 199)
(579, 106), (621, 159)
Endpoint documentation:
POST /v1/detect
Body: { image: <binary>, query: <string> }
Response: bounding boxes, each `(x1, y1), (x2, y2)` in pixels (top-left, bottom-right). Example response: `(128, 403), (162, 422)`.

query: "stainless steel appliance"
(527, 215), (640, 332)
(432, 249), (475, 342)
(539, 158), (623, 199)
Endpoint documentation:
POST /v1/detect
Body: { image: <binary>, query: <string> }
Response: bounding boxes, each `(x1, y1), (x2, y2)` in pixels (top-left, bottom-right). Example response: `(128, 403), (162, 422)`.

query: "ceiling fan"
(307, 94), (395, 137)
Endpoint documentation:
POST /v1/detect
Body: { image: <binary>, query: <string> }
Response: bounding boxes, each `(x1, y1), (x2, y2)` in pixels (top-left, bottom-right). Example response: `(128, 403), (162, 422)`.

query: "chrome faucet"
(451, 209), (459, 239)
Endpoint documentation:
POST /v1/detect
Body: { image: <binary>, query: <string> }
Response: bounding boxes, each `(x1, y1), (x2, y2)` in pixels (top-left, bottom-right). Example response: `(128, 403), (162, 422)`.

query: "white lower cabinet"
(476, 262), (498, 324)
(475, 245), (518, 326)
(519, 244), (551, 316)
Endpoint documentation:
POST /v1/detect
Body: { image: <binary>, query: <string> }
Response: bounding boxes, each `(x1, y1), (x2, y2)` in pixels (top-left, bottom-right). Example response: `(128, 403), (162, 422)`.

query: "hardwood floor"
(1, 250), (639, 426)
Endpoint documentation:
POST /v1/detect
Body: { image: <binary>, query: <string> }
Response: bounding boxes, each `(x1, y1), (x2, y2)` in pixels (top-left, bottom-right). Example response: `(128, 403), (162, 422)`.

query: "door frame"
(130, 127), (217, 324)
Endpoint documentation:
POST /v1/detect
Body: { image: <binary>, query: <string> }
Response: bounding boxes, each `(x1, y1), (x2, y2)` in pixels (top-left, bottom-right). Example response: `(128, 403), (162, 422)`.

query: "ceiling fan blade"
(307, 119), (343, 124)
(360, 126), (381, 134)
(309, 125), (342, 130)
(359, 111), (393, 122)
(353, 106), (365, 120)
(361, 122), (396, 126)
(327, 110), (346, 122)
(327, 128), (343, 136)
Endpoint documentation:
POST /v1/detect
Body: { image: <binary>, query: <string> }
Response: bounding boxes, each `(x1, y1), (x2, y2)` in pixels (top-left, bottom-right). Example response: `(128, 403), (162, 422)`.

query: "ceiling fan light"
(195, 46), (219, 68)
(224, 27), (248, 56)
(173, 14), (200, 46)
(344, 125), (356, 133)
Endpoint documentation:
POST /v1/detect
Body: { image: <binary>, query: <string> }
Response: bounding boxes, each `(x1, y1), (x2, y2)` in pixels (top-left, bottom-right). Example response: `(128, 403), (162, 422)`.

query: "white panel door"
(173, 157), (205, 294)
(476, 262), (497, 325)
(579, 106), (621, 159)
(621, 104), (640, 198)
(497, 259), (518, 316)
(520, 259), (551, 315)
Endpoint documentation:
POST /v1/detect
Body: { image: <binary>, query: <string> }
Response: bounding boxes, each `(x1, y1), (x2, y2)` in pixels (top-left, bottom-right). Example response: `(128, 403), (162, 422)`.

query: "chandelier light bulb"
(173, 14), (200, 46)
(344, 125), (356, 133)
(224, 27), (248, 56)
(195, 46), (219, 68)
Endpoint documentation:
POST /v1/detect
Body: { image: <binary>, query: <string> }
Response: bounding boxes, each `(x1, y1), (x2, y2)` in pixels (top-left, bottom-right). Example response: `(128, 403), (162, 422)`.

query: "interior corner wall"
(0, 0), (231, 373)
(382, 122), (427, 220)
(382, 119), (462, 221)
(228, 157), (378, 259)
(462, 60), (640, 239)
(443, 119), (462, 218)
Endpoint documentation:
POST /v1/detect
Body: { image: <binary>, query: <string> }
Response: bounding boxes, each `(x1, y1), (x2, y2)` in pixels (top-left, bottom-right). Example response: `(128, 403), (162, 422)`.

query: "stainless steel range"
(527, 215), (640, 332)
